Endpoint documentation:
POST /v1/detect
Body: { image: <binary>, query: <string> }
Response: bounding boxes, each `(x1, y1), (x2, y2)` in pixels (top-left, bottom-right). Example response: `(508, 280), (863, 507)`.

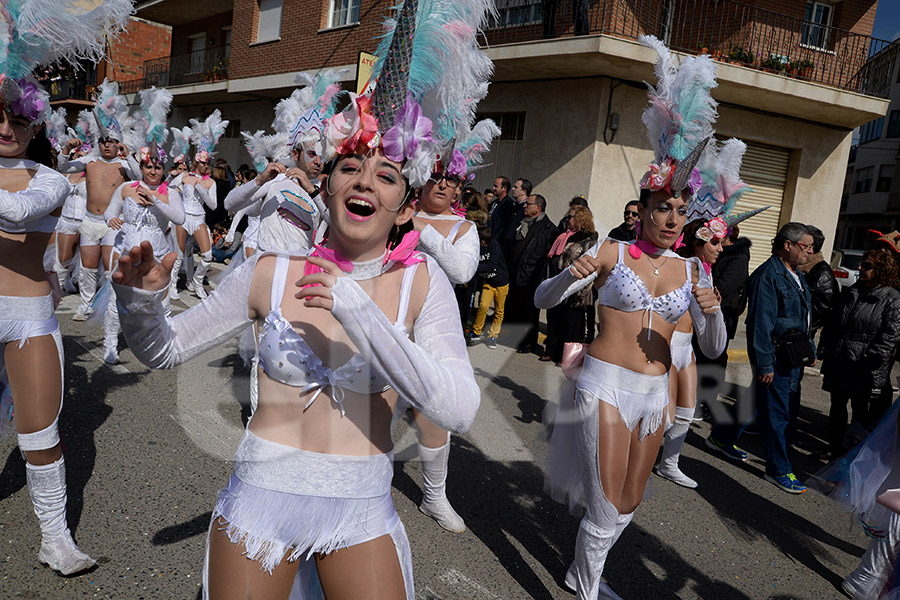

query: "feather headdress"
(444, 118), (501, 179)
(241, 130), (288, 172)
(189, 109), (228, 163)
(689, 137), (766, 242)
(0, 0), (131, 124)
(93, 78), (128, 141)
(67, 108), (99, 152)
(45, 107), (68, 152)
(273, 68), (348, 156)
(168, 125), (191, 165)
(323, 0), (496, 188)
(639, 35), (718, 198)
(135, 86), (172, 164)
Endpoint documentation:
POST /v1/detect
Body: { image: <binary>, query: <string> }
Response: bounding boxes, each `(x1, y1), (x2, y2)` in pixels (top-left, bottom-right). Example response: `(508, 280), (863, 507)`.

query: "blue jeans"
(212, 245), (239, 263)
(754, 361), (802, 476)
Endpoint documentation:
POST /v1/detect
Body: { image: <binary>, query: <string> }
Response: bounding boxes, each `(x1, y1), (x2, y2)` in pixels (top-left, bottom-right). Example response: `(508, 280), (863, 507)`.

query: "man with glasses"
(608, 200), (641, 242)
(708, 222), (815, 494)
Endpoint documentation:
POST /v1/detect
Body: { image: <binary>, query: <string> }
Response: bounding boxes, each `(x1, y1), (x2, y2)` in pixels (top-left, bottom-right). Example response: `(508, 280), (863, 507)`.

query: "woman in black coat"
(820, 248), (900, 457)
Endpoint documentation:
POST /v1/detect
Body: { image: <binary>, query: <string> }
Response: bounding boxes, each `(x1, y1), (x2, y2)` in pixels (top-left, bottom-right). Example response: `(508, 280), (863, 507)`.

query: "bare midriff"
(588, 305), (676, 375)
(0, 167), (52, 297)
(85, 160), (126, 215)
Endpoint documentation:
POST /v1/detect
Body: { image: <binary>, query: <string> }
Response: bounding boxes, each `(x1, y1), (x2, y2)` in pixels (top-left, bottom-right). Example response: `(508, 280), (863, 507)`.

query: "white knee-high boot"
(655, 406), (698, 488)
(169, 253), (183, 300)
(53, 256), (74, 294)
(843, 510), (900, 598)
(191, 250), (212, 299)
(74, 267), (98, 320)
(418, 440), (466, 533)
(26, 457), (95, 575)
(102, 287), (119, 364)
(565, 511), (634, 594)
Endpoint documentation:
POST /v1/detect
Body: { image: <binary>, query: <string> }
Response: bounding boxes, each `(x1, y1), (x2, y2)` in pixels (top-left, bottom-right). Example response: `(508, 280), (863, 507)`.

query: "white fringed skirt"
(670, 330), (695, 372)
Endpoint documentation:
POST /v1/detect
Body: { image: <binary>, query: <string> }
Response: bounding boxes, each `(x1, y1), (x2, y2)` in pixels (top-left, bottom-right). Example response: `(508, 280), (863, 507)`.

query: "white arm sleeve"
(225, 204), (249, 244)
(0, 168), (68, 223)
(533, 241), (601, 309)
(198, 181), (217, 210)
(154, 187), (185, 225)
(103, 184), (125, 224)
(687, 258), (727, 358)
(330, 259), (480, 433)
(113, 255), (258, 369)
(224, 179), (262, 211)
(124, 155), (141, 180)
(417, 224), (479, 285)
(57, 155), (89, 173)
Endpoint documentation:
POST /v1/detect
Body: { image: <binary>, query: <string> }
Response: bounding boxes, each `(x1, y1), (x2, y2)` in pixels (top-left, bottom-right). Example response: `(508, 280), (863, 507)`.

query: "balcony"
(142, 45), (230, 89)
(38, 76), (96, 104)
(485, 0), (897, 98)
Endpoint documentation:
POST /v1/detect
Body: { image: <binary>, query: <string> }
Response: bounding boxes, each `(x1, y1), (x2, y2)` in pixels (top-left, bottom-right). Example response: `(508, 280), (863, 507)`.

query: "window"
(256, 0), (283, 43)
(801, 1), (832, 50)
(328, 0), (360, 28)
(860, 117), (884, 145)
(854, 166), (873, 194)
(877, 165), (894, 193)
(188, 33), (206, 74)
(492, 0), (542, 27)
(477, 112), (526, 140)
(888, 111), (900, 138)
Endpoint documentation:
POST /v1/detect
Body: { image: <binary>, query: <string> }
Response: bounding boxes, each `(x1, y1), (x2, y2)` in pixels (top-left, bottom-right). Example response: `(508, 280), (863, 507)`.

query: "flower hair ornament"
(322, 0), (497, 189)
(134, 86), (172, 165)
(189, 109), (228, 164)
(639, 35), (718, 198)
(0, 0), (131, 126)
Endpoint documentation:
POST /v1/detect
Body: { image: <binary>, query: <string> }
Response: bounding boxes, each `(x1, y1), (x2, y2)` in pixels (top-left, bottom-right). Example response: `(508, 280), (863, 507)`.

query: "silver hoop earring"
(648, 210), (661, 226)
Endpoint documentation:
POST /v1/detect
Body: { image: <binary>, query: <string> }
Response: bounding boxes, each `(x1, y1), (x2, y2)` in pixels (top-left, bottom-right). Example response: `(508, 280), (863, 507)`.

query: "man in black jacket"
(607, 200), (640, 242)
(798, 225), (839, 337)
(508, 194), (558, 353)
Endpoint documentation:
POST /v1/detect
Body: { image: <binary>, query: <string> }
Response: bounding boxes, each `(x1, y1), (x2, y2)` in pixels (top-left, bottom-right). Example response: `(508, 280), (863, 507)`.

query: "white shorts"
(79, 213), (115, 247)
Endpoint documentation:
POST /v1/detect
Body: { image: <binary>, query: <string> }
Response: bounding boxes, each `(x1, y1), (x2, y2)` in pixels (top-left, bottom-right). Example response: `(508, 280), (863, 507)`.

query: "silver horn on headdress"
(370, 0), (418, 131)
(670, 136), (710, 197)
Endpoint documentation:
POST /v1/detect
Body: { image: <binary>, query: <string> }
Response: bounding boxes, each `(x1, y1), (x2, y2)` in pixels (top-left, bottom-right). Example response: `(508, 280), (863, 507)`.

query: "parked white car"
(830, 249), (864, 289)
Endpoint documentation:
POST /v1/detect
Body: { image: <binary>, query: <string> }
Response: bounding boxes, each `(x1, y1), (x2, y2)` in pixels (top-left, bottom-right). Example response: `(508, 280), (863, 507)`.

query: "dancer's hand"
(108, 217), (124, 230)
(113, 242), (175, 292)
(256, 162), (285, 186)
(134, 189), (155, 207)
(295, 255), (344, 311)
(692, 286), (720, 314)
(569, 254), (599, 279)
(285, 167), (316, 195)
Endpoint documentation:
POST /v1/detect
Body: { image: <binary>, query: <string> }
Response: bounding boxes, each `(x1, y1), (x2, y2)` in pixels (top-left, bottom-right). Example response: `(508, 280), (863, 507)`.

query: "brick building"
(132, 0), (891, 264)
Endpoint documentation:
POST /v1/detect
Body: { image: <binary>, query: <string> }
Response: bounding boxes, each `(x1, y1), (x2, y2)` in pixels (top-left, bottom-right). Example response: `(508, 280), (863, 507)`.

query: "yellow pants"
(472, 283), (509, 338)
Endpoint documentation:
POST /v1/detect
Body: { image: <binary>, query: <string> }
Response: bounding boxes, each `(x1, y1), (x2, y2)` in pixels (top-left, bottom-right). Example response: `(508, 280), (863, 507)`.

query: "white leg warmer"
(75, 267), (98, 319)
(26, 457), (95, 575)
(102, 287), (120, 364)
(655, 406), (698, 488)
(169, 253), (183, 300)
(418, 440), (466, 533)
(192, 251), (212, 299)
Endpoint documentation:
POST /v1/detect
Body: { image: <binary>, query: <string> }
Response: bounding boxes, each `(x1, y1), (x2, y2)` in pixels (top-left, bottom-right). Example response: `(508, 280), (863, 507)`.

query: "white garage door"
(735, 141), (790, 272)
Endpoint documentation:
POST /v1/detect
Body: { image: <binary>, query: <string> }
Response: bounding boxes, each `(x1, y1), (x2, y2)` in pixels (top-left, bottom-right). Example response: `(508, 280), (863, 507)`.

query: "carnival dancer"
(655, 139), (765, 489)
(408, 118), (500, 532)
(0, 0), (131, 574)
(60, 79), (137, 320)
(111, 1), (487, 597)
(168, 110), (226, 299)
(100, 87), (183, 364)
(537, 36), (726, 599)
(224, 70), (345, 254)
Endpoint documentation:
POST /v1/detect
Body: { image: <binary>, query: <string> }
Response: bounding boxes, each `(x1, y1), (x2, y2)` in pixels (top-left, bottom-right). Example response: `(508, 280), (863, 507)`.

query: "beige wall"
(479, 75), (853, 257)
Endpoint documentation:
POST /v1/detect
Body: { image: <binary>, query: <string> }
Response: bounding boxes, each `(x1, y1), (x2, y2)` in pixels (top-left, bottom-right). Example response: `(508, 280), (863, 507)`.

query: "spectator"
(508, 193), (558, 354)
(557, 195), (588, 230)
(468, 227), (508, 349)
(207, 164), (232, 227)
(483, 188), (496, 209)
(211, 221), (240, 263)
(488, 176), (509, 215)
(798, 225), (839, 337)
(819, 248), (900, 459)
(722, 223), (815, 494)
(695, 225), (751, 419)
(463, 189), (489, 228)
(607, 200), (640, 241)
(541, 205), (597, 363)
(216, 157), (236, 188)
(495, 177), (533, 273)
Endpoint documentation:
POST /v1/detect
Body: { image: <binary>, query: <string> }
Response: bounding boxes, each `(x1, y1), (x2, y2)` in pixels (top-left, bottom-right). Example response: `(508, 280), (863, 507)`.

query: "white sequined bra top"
(258, 254), (418, 415)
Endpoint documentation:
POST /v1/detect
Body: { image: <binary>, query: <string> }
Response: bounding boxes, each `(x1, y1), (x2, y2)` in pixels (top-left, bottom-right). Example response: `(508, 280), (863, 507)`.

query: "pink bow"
(302, 245), (354, 290)
(702, 260), (712, 276)
(131, 181), (168, 195)
(673, 233), (686, 250)
(385, 230), (425, 266)
(628, 239), (666, 260)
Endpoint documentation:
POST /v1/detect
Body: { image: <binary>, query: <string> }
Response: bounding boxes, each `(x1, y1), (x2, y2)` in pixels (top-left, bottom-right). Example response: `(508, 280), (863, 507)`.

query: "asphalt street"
(0, 284), (875, 599)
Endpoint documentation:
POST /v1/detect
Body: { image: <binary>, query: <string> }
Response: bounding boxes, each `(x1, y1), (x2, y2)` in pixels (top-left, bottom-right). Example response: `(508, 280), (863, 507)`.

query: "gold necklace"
(644, 252), (669, 277)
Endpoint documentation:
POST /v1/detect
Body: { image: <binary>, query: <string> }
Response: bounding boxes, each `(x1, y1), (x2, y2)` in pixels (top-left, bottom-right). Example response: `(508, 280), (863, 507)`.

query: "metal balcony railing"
(39, 77), (95, 102)
(142, 45), (230, 89)
(484, 0), (898, 98)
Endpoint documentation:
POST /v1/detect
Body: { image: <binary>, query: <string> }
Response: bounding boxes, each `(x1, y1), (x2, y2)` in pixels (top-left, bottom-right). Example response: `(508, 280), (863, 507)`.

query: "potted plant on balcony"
(760, 55), (787, 74)
(790, 59), (814, 80)
(728, 46), (754, 66)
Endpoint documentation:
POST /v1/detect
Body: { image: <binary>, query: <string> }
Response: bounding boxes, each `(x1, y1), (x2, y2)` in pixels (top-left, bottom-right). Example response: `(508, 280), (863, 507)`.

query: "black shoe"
(516, 344), (533, 354)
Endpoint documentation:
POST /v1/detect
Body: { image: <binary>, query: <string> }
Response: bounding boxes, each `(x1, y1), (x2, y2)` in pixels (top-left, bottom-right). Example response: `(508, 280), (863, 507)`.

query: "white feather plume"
(242, 130), (289, 172)
(137, 86), (172, 146)
(189, 109), (229, 155)
(274, 69), (348, 150)
(45, 107), (68, 151)
(168, 126), (192, 163)
(93, 78), (129, 140)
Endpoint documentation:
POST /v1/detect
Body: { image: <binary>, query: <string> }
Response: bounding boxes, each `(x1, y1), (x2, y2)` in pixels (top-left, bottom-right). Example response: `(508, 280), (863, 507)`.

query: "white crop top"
(0, 159), (67, 234)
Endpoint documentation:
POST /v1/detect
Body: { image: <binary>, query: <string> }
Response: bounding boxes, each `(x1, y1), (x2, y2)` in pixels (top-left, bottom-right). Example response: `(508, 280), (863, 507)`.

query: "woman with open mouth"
(109, 0), (491, 596)
(536, 37), (726, 599)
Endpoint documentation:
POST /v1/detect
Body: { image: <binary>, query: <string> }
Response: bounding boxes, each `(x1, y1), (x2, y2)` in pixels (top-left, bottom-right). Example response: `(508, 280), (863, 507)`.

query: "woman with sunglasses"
(537, 39), (725, 599)
(0, 0), (130, 575)
(819, 248), (900, 459)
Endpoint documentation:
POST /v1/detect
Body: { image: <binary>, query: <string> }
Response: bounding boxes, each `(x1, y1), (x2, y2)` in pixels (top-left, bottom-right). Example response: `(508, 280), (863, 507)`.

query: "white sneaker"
(654, 464), (698, 489)
(599, 581), (623, 600)
(169, 287), (180, 301)
(39, 530), (96, 576)
(419, 497), (466, 533)
(102, 346), (119, 365)
(72, 306), (90, 322)
(564, 562), (577, 591)
(193, 284), (208, 299)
